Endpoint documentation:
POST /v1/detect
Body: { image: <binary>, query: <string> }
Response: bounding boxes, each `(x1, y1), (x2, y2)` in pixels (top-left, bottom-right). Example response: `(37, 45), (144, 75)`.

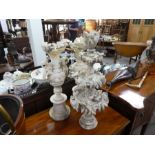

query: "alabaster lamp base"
(49, 94), (70, 121)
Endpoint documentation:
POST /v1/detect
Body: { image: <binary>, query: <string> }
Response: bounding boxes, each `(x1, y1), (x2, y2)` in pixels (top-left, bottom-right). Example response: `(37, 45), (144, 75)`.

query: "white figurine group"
(70, 31), (100, 50)
(42, 39), (72, 53)
(40, 31), (109, 129)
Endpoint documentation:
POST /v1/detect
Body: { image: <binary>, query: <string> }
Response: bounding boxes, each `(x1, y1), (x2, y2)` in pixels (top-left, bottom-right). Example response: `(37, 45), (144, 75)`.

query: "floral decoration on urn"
(69, 31), (100, 60)
(69, 48), (109, 130)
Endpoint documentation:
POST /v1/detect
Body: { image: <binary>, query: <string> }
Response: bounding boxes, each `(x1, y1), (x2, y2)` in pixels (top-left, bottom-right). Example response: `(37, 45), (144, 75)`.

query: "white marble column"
(0, 20), (8, 32)
(27, 19), (46, 66)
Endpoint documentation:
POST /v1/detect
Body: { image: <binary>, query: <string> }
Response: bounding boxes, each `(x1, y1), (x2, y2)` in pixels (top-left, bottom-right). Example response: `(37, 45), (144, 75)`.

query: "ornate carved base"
(49, 105), (70, 121)
(79, 113), (98, 130)
(49, 94), (70, 121)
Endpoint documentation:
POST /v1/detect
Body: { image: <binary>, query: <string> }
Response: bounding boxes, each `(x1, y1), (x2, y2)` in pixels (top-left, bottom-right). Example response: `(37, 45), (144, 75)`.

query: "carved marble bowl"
(31, 68), (49, 84)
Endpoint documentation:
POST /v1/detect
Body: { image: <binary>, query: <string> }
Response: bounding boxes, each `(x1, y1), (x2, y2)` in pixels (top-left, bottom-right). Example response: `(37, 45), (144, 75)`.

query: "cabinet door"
(127, 19), (142, 42)
(139, 19), (155, 42)
(128, 19), (155, 43)
(149, 24), (155, 39)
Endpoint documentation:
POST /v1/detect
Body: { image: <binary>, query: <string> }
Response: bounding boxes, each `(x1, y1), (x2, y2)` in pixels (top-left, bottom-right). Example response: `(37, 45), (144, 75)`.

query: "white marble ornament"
(69, 48), (109, 130)
(42, 42), (70, 121)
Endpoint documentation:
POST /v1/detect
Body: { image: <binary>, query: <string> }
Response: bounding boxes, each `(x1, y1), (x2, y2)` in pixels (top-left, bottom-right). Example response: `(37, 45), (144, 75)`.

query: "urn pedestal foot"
(79, 113), (98, 130)
(49, 94), (70, 121)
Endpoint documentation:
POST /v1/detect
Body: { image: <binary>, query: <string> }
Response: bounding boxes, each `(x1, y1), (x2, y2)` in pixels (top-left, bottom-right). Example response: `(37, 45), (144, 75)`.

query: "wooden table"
(21, 102), (129, 135)
(102, 63), (155, 134)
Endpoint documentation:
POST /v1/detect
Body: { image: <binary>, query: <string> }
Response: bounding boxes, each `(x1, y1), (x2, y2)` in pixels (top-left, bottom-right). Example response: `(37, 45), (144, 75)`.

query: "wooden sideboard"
(102, 63), (155, 134)
(21, 101), (130, 135)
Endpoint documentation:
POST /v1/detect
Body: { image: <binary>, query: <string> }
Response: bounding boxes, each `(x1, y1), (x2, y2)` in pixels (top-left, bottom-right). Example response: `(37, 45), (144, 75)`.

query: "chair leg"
(114, 53), (117, 64)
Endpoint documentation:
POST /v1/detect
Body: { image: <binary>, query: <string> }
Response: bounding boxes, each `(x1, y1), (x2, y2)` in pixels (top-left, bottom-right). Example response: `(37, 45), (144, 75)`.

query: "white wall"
(27, 19), (46, 66)
(0, 19), (8, 32)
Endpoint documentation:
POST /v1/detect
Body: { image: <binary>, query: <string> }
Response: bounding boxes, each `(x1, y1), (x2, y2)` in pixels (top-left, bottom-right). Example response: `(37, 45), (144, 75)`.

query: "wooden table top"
(102, 63), (155, 109)
(21, 102), (129, 135)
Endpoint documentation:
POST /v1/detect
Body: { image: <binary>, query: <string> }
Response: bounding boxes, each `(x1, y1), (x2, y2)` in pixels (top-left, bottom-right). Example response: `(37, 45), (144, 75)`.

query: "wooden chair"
(113, 42), (147, 64)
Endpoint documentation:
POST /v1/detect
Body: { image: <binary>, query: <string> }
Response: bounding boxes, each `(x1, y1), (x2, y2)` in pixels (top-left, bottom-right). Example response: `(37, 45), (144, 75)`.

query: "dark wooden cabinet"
(102, 63), (155, 134)
(21, 78), (76, 117)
